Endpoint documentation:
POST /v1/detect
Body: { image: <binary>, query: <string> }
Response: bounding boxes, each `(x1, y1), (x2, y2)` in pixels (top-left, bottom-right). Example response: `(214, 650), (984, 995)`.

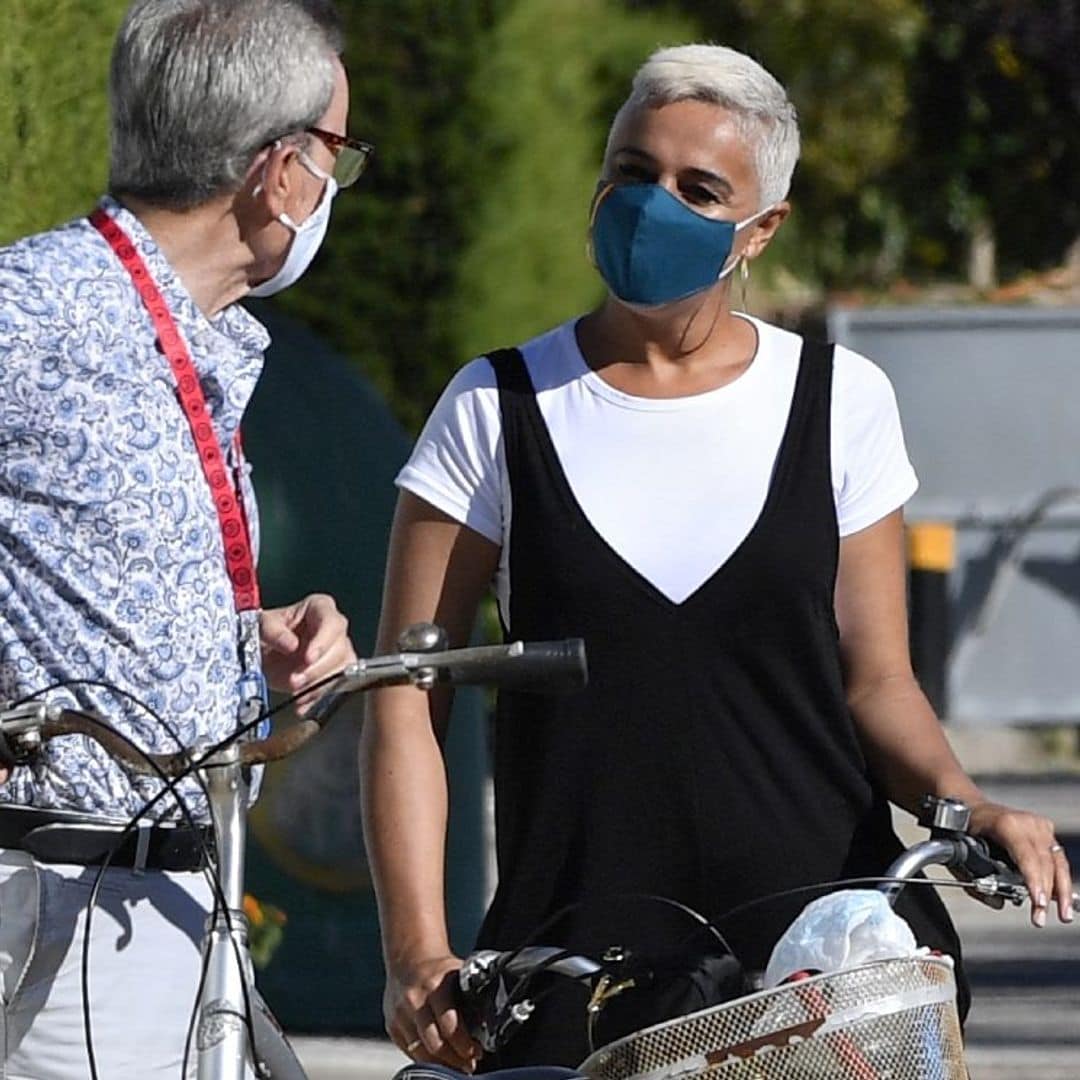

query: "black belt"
(0, 807), (213, 871)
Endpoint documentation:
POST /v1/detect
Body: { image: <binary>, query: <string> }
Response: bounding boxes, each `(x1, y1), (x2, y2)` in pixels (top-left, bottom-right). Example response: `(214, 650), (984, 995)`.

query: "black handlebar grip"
(439, 638), (588, 695)
(967, 835), (1025, 885)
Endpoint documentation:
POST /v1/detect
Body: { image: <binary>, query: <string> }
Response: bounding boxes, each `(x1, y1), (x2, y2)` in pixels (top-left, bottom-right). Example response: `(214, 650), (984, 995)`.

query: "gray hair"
(109, 0), (344, 209)
(606, 44), (800, 208)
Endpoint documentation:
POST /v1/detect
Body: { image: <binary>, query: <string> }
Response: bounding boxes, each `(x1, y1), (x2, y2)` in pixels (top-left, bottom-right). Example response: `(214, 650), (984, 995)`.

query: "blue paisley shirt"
(0, 197), (269, 820)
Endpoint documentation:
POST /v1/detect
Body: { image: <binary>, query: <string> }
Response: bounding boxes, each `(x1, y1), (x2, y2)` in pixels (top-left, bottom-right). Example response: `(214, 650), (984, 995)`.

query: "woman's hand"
(968, 800), (1075, 927)
(384, 953), (481, 1071)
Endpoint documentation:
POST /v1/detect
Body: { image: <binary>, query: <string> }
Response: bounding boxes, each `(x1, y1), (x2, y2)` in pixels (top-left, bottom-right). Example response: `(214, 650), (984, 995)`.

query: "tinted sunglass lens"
(332, 147), (365, 188)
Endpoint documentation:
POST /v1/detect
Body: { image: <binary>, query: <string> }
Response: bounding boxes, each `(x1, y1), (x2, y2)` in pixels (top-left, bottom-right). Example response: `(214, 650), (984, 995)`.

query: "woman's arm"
(836, 509), (1073, 927)
(360, 490), (500, 1069)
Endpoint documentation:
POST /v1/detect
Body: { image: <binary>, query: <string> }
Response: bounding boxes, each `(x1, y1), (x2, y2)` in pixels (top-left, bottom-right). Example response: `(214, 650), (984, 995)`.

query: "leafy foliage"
(279, 0), (692, 429)
(272, 0), (511, 432)
(0, 0), (123, 243)
(632, 0), (927, 289)
(2, 0), (1078, 426)
(243, 892), (288, 970)
(899, 0), (1080, 281)
(453, 0), (696, 363)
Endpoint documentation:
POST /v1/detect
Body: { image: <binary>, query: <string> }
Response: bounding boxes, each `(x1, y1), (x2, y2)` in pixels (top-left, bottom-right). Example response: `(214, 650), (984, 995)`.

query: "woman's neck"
(575, 292), (759, 398)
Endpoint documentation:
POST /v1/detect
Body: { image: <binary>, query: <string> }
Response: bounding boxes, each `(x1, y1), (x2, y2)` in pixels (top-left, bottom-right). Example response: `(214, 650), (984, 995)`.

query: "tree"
(274, 0), (510, 432)
(900, 0), (1080, 285)
(10, 0), (1077, 437)
(281, 0), (693, 429)
(632, 0), (927, 292)
(453, 0), (695, 363)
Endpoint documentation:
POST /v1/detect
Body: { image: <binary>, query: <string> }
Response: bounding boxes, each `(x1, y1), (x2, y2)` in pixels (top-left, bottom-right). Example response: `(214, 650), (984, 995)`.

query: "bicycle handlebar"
(428, 637), (589, 693)
(456, 796), (1078, 1053)
(305, 636), (588, 725)
(886, 831), (1078, 913)
(0, 631), (589, 776)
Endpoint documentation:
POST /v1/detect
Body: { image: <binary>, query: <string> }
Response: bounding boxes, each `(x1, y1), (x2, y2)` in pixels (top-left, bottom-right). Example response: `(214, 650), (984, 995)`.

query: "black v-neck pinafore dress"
(475, 341), (967, 1068)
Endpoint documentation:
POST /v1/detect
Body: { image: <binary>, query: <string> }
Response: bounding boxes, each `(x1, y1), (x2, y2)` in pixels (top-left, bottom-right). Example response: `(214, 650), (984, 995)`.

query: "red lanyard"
(89, 207), (261, 613)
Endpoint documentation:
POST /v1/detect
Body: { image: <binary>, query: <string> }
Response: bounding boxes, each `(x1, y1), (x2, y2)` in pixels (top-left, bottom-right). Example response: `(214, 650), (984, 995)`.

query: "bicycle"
(452, 795), (1080, 1080)
(0, 624), (587, 1080)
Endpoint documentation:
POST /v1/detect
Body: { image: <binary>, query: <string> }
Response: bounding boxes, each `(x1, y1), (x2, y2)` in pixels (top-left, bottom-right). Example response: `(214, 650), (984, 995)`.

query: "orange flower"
(243, 893), (265, 927)
(243, 894), (288, 969)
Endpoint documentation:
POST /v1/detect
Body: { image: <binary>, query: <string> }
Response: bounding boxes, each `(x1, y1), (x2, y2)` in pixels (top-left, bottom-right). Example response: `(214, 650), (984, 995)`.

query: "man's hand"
(259, 593), (356, 714)
(384, 954), (481, 1072)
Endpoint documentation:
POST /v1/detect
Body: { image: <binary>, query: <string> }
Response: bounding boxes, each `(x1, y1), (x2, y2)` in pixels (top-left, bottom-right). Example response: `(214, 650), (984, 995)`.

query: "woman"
(360, 44), (1074, 1072)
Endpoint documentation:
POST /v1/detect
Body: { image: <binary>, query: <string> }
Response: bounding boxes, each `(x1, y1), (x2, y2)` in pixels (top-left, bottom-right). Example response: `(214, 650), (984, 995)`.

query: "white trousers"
(0, 849), (213, 1079)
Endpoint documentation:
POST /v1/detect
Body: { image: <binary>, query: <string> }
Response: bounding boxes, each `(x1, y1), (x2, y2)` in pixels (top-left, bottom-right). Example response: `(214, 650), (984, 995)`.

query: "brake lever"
(457, 951), (532, 1054)
(969, 877), (1028, 907)
(959, 835), (1018, 881)
(963, 833), (1080, 913)
(953, 835), (1025, 908)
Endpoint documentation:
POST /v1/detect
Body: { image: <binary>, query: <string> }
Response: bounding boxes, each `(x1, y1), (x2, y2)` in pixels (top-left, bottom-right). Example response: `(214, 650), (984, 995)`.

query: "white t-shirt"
(398, 315), (917, 619)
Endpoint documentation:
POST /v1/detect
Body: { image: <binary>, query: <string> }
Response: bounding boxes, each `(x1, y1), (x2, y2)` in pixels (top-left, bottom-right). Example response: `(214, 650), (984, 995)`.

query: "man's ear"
(247, 140), (300, 220)
(743, 202), (790, 261)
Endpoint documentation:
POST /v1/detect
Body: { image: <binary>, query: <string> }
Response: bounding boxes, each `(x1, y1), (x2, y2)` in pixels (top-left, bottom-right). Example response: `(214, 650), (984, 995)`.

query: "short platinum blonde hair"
(109, 0), (344, 209)
(606, 44), (800, 208)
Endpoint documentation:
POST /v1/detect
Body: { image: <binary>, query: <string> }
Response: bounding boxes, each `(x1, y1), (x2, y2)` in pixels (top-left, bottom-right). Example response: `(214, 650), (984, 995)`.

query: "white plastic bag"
(763, 889), (918, 989)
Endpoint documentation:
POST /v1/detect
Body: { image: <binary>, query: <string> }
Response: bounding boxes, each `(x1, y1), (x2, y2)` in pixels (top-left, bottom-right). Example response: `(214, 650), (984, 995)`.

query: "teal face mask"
(590, 182), (768, 307)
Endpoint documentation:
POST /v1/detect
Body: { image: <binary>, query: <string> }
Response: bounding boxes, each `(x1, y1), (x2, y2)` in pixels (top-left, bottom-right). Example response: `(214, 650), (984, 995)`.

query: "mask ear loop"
(252, 141), (334, 234)
(730, 203), (776, 302)
(251, 139), (284, 199)
(585, 182), (615, 267)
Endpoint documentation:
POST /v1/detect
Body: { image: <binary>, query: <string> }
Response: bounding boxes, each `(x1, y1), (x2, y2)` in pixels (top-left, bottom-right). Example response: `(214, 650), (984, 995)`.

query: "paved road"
(290, 1037), (406, 1080)
(291, 775), (1080, 1080)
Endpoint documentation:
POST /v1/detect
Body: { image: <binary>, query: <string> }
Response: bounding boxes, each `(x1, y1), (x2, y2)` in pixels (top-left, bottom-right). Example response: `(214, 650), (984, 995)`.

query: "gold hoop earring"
(739, 257), (751, 309)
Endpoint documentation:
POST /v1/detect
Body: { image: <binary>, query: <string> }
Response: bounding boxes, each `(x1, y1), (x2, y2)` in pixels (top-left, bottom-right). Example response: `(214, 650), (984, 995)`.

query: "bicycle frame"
(0, 627), (587, 1079)
(193, 635), (584, 1078)
(196, 733), (259, 1080)
(193, 700), (313, 1080)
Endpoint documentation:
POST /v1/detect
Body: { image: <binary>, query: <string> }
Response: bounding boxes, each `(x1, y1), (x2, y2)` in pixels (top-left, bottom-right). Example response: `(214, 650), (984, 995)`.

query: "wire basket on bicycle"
(579, 954), (964, 1080)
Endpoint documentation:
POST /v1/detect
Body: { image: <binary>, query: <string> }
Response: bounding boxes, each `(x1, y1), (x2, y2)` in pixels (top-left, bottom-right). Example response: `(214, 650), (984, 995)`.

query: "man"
(0, 1), (374, 1074)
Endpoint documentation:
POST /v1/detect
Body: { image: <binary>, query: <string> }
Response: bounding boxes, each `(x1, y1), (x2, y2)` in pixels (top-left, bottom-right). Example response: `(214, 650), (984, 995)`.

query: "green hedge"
(0, 0), (123, 243)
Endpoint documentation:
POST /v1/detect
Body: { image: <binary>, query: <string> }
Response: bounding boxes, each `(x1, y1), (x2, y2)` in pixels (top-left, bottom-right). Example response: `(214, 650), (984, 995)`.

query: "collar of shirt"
(96, 195), (270, 444)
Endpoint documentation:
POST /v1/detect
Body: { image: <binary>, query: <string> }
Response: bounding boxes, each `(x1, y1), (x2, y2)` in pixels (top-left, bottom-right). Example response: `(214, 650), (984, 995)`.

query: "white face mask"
(249, 154), (338, 298)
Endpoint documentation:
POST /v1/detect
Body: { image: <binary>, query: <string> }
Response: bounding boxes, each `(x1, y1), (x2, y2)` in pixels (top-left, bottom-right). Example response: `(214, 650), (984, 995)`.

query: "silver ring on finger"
(1050, 842), (1065, 854)
(406, 1039), (423, 1054)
